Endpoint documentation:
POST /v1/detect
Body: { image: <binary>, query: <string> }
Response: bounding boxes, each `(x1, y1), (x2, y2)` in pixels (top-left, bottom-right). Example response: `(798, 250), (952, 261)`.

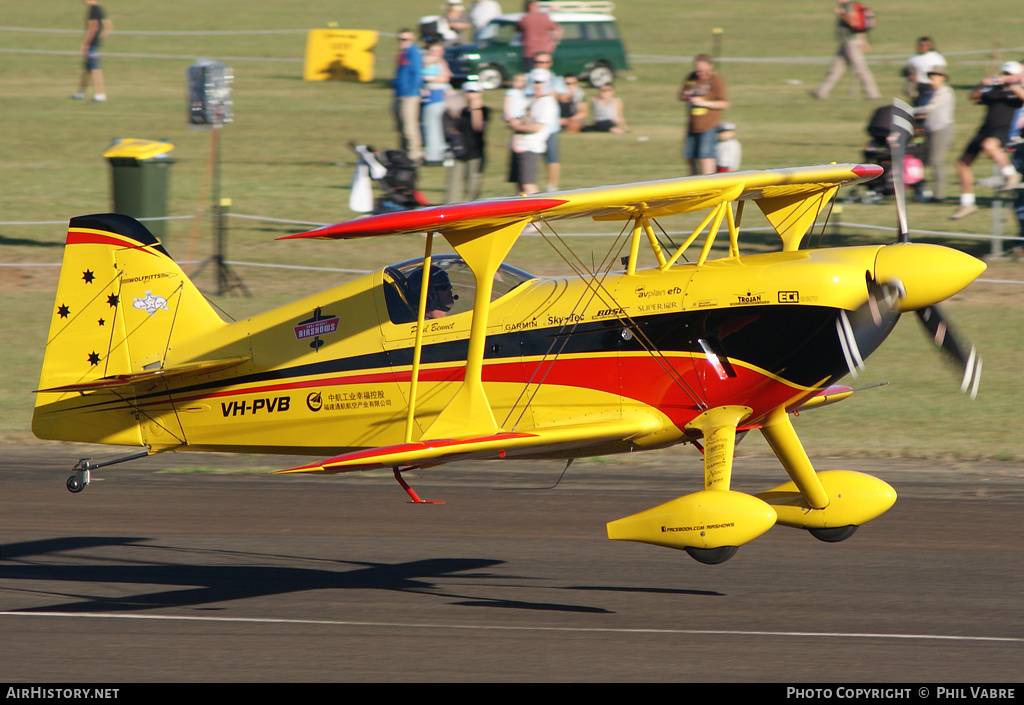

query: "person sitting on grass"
(584, 83), (629, 133)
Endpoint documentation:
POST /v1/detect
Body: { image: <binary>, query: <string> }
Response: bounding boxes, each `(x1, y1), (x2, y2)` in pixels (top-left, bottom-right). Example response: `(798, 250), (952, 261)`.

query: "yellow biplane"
(34, 130), (986, 563)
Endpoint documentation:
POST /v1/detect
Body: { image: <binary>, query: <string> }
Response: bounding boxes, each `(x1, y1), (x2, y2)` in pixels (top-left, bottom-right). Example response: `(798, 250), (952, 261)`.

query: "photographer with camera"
(951, 61), (1024, 220)
(678, 54), (729, 175)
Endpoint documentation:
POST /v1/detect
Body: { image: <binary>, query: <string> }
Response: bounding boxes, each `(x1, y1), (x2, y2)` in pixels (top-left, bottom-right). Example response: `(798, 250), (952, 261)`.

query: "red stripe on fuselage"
(136, 353), (813, 430)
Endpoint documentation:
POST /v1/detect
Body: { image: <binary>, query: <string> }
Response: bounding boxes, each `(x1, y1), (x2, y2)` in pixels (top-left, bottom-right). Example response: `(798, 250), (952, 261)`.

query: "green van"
(444, 11), (630, 91)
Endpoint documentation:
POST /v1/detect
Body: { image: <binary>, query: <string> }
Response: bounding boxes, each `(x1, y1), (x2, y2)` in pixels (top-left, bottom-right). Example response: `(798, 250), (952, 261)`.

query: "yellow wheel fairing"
(607, 490), (778, 551)
(757, 470), (897, 530)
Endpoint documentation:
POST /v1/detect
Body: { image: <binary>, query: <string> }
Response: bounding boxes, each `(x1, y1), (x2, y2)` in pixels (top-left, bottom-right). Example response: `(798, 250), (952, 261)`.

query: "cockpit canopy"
(382, 255), (535, 324)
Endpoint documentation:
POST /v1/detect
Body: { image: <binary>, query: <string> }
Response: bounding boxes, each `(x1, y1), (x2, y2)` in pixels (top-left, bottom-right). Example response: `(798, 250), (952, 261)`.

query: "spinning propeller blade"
(885, 99), (982, 397)
(915, 305), (983, 399)
(888, 99), (915, 243)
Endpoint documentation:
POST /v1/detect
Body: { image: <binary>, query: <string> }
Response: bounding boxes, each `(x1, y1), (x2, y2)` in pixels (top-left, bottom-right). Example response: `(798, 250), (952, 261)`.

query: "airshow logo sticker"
(294, 307), (339, 351)
(132, 290), (169, 316)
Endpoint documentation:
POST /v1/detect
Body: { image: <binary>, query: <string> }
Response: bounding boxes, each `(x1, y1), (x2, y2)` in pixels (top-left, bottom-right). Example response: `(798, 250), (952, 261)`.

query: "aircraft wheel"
(684, 545), (738, 564)
(66, 475), (85, 493)
(808, 525), (858, 543)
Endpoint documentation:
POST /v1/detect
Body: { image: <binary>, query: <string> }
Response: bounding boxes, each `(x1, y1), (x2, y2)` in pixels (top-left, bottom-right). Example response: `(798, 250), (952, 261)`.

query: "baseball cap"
(462, 81), (482, 92)
(718, 122), (736, 132)
(1000, 61), (1023, 75)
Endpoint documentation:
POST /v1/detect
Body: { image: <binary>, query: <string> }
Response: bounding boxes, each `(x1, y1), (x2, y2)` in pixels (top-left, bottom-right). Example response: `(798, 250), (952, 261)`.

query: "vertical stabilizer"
(33, 214), (225, 445)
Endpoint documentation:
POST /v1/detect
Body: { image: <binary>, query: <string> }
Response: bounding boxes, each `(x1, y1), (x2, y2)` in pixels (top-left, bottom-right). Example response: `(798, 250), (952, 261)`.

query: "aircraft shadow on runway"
(2, 537), (720, 615)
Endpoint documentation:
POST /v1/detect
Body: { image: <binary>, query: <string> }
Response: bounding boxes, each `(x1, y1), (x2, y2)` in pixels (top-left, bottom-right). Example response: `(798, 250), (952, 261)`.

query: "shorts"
(684, 128), (718, 161)
(545, 132), (560, 164)
(512, 151), (540, 187)
(84, 50), (101, 72)
(961, 125), (1013, 159)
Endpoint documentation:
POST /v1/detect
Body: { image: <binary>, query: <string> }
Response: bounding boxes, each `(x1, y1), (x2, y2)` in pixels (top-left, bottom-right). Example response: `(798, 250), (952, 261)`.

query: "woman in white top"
(421, 42), (452, 164)
(587, 83), (629, 133)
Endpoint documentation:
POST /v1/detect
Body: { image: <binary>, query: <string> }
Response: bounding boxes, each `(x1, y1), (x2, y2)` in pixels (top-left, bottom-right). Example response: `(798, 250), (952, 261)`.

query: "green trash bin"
(103, 138), (176, 239)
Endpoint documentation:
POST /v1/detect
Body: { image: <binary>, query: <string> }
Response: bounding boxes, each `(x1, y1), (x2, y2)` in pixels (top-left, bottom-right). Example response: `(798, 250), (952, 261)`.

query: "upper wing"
(277, 410), (666, 474)
(281, 164), (882, 250)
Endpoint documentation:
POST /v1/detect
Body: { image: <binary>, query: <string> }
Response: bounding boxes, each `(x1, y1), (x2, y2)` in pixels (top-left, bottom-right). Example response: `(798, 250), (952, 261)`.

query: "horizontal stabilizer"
(35, 357), (248, 394)
(278, 413), (665, 474)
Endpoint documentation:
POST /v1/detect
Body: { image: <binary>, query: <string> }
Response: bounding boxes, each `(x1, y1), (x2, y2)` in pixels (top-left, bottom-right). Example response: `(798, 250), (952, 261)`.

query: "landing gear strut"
(65, 451), (150, 493)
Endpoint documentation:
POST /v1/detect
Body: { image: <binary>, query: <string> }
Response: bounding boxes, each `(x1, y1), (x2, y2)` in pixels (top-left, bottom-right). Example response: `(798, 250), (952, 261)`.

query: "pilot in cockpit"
(407, 265), (457, 319)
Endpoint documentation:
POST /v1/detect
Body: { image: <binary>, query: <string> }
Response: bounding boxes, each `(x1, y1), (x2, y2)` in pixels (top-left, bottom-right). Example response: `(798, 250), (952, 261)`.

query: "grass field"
(1, 1), (1022, 460)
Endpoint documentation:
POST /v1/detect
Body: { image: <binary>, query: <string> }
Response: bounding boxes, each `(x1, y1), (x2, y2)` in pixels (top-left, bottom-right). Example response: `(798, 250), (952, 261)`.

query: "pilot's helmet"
(407, 265), (452, 311)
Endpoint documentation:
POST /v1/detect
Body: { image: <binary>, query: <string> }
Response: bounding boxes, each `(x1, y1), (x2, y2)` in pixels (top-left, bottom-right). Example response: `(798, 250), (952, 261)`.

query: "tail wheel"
(476, 65), (505, 91)
(587, 63), (615, 88)
(808, 525), (858, 543)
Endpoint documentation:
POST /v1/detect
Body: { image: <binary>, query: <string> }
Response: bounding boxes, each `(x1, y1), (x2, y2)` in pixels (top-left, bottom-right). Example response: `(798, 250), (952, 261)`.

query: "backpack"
(846, 3), (875, 33)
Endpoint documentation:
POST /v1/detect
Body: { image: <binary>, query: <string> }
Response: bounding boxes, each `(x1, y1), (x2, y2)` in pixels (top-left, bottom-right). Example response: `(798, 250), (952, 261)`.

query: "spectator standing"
(444, 82), (490, 203)
(1011, 110), (1024, 245)
(678, 54), (729, 175)
(811, 0), (881, 101)
(469, 0), (503, 40)
(913, 68), (955, 202)
(508, 70), (558, 194)
(421, 42), (452, 164)
(951, 61), (1024, 219)
(517, 0), (561, 72)
(904, 37), (947, 106)
(524, 55), (565, 190)
(393, 30), (424, 162)
(72, 0), (113, 102)
(438, 1), (472, 46)
(504, 72), (528, 121)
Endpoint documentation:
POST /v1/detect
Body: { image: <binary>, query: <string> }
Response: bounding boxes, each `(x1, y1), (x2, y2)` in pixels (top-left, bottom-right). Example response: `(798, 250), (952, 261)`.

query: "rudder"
(33, 214), (225, 445)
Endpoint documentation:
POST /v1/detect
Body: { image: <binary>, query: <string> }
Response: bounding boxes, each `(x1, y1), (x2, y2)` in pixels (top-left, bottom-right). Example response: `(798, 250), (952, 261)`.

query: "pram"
(349, 143), (429, 214)
(860, 104), (927, 203)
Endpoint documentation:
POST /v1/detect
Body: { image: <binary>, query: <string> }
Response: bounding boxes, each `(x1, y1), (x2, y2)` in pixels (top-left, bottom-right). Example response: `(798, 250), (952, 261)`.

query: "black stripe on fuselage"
(103, 304), (887, 409)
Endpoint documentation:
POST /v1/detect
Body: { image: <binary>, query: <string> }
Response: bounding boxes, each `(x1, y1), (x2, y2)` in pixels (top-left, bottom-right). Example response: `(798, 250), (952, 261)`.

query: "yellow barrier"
(303, 29), (378, 82)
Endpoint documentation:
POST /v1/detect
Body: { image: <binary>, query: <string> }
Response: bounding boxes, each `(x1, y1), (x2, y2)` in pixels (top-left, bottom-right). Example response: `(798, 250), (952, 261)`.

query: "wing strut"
(421, 219), (530, 440)
(405, 232), (434, 443)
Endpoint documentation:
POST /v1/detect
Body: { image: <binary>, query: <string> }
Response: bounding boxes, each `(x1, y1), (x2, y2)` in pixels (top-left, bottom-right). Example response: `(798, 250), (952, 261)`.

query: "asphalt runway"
(2, 445), (1022, 683)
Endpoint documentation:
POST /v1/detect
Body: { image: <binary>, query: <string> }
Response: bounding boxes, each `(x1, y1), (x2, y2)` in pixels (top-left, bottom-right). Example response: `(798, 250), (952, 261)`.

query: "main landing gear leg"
(760, 406), (829, 510)
(66, 451), (151, 493)
(760, 407), (858, 543)
(683, 405), (753, 564)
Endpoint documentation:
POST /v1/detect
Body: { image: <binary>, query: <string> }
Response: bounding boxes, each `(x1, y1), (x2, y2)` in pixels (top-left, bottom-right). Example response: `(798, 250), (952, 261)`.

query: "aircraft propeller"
(884, 99), (983, 398)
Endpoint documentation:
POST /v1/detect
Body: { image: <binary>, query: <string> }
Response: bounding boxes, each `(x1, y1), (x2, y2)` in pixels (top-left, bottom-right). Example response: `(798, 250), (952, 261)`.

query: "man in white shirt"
(508, 69), (558, 194)
(904, 36), (946, 106)
(523, 55), (568, 190)
(469, 0), (502, 40)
